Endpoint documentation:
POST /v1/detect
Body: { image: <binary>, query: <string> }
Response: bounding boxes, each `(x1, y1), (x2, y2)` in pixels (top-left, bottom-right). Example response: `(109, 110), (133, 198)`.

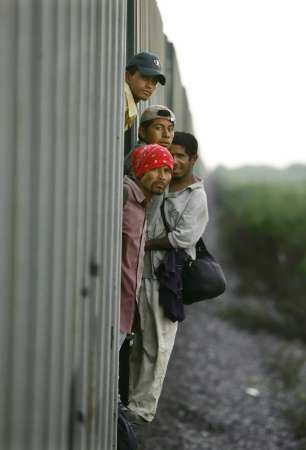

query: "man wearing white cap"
(126, 131), (209, 427)
(124, 104), (176, 175)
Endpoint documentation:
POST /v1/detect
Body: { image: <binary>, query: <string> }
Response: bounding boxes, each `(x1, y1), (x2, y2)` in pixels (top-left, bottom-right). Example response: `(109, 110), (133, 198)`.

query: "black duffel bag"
(182, 238), (226, 305)
(160, 199), (226, 306)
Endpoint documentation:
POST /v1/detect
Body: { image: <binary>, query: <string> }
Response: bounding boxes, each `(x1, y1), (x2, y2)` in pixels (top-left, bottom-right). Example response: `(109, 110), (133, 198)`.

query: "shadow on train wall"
(0, 1), (200, 449)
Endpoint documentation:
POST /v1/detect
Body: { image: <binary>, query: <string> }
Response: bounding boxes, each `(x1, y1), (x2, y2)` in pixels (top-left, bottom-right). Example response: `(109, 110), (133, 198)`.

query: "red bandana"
(131, 144), (174, 178)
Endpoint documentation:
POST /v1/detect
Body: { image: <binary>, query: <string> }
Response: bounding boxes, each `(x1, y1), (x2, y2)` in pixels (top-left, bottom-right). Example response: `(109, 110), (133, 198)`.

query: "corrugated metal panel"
(0, 1), (126, 449)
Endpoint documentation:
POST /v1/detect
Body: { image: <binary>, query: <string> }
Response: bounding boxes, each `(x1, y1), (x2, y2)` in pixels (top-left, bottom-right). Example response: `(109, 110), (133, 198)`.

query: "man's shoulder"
(124, 81), (133, 99)
(189, 182), (207, 206)
(188, 177), (205, 191)
(170, 178), (206, 200)
(123, 176), (145, 204)
(123, 175), (137, 192)
(176, 179), (207, 213)
(124, 82), (137, 130)
(187, 178), (207, 200)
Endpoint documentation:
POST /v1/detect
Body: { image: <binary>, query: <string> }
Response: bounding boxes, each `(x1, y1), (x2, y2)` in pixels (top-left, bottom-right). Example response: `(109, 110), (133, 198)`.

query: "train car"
(0, 1), (195, 449)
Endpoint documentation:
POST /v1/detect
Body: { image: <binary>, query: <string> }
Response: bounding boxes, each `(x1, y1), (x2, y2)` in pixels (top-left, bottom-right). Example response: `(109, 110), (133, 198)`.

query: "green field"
(213, 165), (306, 340)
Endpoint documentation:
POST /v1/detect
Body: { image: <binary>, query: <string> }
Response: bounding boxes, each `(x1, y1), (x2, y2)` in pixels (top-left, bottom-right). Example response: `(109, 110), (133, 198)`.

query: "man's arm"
(146, 189), (208, 251)
(145, 236), (172, 251)
(167, 190), (209, 249)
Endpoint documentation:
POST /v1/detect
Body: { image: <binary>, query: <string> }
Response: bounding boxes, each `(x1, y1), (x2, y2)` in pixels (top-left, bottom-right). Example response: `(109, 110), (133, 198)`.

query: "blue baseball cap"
(126, 52), (166, 85)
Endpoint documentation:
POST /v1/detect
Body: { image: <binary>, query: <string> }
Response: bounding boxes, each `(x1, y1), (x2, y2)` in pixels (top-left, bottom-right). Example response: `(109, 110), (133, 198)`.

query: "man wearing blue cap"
(125, 52), (166, 131)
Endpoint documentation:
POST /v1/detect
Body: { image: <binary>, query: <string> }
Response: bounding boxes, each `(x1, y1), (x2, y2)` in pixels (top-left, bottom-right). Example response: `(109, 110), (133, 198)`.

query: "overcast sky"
(156, 0), (306, 169)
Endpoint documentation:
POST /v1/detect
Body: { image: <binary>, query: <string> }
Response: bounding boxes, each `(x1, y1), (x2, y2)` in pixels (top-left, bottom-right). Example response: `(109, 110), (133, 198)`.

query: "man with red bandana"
(126, 132), (209, 428)
(119, 144), (173, 449)
(120, 144), (174, 348)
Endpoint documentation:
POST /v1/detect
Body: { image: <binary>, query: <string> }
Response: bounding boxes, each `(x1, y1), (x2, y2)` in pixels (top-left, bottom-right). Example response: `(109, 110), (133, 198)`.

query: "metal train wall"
(0, 1), (194, 449)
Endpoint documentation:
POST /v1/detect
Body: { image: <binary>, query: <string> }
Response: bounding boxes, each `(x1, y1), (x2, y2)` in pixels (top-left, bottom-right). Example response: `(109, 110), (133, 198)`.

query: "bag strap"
(160, 198), (172, 233)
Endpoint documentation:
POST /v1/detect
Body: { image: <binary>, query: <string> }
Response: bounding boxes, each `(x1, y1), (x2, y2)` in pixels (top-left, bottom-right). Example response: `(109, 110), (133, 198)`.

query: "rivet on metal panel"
(81, 286), (89, 298)
(111, 326), (114, 349)
(76, 410), (86, 424)
(89, 260), (100, 277)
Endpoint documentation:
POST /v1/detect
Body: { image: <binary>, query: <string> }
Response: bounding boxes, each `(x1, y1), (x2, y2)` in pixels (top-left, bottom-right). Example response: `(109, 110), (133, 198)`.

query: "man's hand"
(145, 236), (172, 251)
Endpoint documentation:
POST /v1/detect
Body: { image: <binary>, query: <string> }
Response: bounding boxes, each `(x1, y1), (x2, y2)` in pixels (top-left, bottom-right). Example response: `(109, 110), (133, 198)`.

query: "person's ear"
(125, 71), (130, 83)
(139, 125), (146, 141)
(191, 154), (198, 165)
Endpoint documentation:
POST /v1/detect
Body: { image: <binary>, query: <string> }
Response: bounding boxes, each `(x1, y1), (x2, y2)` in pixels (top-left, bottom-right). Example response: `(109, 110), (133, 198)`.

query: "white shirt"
(143, 178), (209, 278)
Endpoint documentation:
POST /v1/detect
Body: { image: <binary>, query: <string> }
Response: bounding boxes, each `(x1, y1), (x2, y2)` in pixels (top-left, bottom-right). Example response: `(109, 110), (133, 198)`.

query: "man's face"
(140, 166), (172, 196)
(170, 144), (197, 179)
(126, 70), (158, 102)
(139, 119), (174, 148)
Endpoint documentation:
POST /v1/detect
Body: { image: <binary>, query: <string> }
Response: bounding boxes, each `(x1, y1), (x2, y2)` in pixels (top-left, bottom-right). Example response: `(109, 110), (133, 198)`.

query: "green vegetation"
(213, 164), (306, 340)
